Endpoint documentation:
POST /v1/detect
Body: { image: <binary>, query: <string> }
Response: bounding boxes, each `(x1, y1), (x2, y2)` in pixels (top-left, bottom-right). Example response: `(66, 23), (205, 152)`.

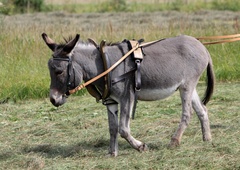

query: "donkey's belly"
(138, 84), (179, 101)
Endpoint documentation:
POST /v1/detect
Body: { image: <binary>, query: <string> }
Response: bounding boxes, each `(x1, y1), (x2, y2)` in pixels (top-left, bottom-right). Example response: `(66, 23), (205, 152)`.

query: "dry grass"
(45, 0), (213, 5)
(0, 83), (239, 169)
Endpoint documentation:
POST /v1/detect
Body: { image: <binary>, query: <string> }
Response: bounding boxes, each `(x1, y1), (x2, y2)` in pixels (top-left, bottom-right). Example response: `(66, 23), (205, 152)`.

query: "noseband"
(53, 57), (75, 96)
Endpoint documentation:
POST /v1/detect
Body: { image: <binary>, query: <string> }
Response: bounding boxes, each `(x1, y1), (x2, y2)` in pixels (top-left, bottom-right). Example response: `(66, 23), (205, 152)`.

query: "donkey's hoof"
(106, 151), (118, 157)
(203, 134), (212, 142)
(138, 143), (148, 152)
(168, 138), (180, 149)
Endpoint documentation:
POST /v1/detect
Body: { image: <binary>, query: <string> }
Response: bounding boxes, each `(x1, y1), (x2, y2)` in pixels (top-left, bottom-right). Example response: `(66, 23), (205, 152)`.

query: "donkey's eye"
(55, 69), (63, 75)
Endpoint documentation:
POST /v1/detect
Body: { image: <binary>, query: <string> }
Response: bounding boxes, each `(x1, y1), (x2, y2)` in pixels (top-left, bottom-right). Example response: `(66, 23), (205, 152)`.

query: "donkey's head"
(42, 33), (80, 107)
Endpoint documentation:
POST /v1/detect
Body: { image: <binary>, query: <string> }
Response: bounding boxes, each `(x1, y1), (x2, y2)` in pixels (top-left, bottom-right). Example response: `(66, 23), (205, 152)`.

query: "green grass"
(0, 10), (240, 101)
(0, 83), (239, 169)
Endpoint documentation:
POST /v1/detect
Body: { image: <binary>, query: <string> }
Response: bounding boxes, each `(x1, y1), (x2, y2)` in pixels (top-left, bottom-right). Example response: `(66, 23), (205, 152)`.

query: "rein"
(68, 33), (240, 95)
(197, 33), (240, 45)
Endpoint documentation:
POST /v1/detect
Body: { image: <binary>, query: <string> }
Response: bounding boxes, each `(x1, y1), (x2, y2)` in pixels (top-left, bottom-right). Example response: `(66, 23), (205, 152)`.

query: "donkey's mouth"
(50, 95), (67, 107)
(49, 93), (67, 107)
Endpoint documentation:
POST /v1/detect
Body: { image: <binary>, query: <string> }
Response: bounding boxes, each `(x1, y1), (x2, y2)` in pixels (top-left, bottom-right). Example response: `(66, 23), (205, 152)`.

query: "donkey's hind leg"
(169, 85), (194, 147)
(192, 88), (212, 141)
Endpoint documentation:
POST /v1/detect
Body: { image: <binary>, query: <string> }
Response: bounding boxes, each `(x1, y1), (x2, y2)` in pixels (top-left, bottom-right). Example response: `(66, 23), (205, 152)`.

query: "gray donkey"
(42, 33), (214, 157)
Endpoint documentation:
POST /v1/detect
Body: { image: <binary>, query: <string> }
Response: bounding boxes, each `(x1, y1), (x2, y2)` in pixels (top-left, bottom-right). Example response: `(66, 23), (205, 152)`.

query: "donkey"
(42, 33), (214, 156)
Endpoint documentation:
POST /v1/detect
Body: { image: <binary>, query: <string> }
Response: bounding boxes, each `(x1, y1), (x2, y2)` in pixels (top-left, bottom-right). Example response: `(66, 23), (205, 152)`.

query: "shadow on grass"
(0, 151), (14, 161)
(22, 139), (109, 158)
(22, 138), (131, 158)
(22, 138), (165, 158)
(210, 124), (227, 129)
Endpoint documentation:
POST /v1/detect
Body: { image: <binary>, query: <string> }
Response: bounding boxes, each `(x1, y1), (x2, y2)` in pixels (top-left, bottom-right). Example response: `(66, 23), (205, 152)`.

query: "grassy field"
(0, 5), (240, 169)
(0, 83), (239, 169)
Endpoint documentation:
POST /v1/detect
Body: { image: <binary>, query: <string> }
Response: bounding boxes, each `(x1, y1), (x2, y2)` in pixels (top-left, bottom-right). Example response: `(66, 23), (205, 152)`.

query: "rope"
(197, 34), (240, 45)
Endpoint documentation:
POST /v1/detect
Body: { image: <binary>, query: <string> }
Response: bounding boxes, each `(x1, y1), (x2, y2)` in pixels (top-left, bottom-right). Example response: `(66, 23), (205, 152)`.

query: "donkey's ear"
(42, 33), (56, 52)
(63, 34), (80, 54)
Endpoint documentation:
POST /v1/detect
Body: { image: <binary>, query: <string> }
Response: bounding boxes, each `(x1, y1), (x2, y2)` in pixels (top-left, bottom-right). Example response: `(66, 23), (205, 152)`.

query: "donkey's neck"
(73, 43), (104, 83)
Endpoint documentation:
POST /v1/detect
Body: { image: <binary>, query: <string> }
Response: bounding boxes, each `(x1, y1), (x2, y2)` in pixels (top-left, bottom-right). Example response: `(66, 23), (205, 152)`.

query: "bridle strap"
(53, 57), (74, 96)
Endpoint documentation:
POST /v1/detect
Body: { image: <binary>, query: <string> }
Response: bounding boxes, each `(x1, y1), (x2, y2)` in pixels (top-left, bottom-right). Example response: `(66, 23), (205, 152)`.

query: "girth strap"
(112, 68), (136, 84)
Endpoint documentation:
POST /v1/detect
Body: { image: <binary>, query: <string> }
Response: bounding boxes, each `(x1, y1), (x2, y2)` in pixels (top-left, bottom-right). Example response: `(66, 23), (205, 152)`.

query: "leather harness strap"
(86, 40), (115, 103)
(85, 39), (145, 107)
(99, 40), (112, 100)
(128, 40), (145, 119)
(129, 40), (144, 91)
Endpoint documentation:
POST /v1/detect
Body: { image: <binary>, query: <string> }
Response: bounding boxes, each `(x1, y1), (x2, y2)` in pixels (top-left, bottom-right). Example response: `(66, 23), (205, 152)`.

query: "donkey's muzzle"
(49, 89), (67, 107)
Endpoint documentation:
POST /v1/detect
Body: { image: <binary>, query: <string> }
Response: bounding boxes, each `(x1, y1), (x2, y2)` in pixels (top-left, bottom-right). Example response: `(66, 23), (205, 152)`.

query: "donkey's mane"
(58, 36), (91, 49)
(58, 36), (123, 49)
(105, 41), (121, 46)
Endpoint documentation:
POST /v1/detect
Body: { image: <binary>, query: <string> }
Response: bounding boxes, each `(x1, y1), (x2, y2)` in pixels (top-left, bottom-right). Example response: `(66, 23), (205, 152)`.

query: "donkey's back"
(138, 35), (214, 102)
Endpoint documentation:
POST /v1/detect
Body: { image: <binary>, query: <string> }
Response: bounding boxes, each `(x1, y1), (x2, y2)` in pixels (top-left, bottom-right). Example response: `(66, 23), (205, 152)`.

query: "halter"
(53, 57), (75, 96)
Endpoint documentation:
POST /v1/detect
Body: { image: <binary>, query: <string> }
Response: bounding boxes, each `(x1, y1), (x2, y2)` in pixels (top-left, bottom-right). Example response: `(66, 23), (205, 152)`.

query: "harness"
(66, 38), (163, 119)
(128, 40), (144, 91)
(84, 39), (145, 109)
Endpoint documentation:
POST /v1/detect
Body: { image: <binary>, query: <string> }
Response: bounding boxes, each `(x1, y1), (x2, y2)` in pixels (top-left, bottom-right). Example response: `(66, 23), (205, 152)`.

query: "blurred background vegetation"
(0, 0), (240, 101)
(1, 0), (240, 15)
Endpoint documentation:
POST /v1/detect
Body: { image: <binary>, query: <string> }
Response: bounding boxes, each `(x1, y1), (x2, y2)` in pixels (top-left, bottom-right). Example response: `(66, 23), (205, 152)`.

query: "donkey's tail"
(202, 52), (215, 105)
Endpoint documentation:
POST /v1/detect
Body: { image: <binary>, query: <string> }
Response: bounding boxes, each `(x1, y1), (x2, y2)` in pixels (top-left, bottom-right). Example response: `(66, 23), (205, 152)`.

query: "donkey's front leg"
(119, 97), (148, 152)
(107, 103), (119, 157)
